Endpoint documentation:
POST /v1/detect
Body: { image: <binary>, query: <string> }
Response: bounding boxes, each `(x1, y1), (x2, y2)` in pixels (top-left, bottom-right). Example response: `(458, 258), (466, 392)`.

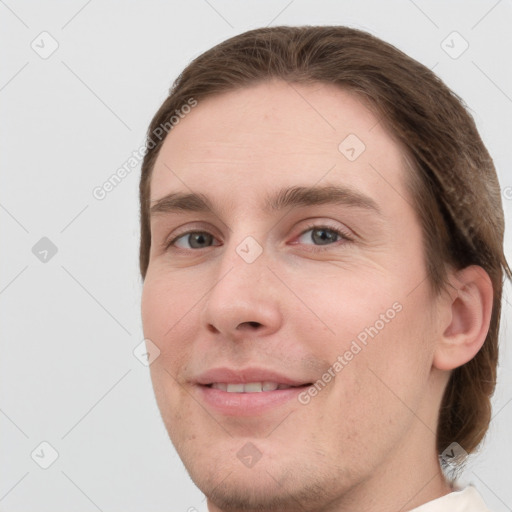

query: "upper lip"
(194, 367), (312, 386)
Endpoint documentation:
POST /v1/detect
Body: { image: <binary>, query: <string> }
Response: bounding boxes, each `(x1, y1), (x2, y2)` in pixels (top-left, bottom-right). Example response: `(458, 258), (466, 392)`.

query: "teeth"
(244, 382), (263, 393)
(226, 383), (244, 393)
(262, 381), (278, 392)
(210, 381), (294, 393)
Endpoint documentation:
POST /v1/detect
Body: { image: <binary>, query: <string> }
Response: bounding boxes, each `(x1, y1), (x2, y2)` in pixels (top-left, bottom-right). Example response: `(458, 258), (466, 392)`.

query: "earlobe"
(433, 265), (494, 371)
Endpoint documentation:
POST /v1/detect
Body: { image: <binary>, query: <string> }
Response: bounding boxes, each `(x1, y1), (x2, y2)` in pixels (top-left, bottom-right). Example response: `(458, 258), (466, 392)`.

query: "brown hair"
(139, 26), (511, 459)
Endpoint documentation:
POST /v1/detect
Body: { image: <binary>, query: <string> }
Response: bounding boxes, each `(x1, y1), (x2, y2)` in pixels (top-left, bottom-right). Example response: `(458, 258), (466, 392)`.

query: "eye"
(293, 224), (353, 250)
(167, 231), (220, 250)
(165, 223), (353, 252)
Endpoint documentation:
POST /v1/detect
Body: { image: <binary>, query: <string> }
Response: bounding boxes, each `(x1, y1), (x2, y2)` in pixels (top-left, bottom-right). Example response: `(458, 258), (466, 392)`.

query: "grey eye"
(298, 227), (342, 246)
(174, 232), (216, 249)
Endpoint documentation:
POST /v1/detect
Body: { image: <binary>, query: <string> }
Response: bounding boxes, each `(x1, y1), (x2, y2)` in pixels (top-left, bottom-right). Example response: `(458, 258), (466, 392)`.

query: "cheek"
(141, 274), (195, 429)
(304, 270), (435, 411)
(335, 297), (434, 425)
(141, 271), (195, 370)
(319, 306), (434, 465)
(290, 270), (403, 352)
(141, 278), (168, 343)
(142, 266), (196, 333)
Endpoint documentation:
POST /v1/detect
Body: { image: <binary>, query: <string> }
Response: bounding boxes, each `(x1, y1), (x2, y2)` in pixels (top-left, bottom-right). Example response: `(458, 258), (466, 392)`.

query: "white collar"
(199, 485), (491, 512)
(409, 485), (491, 512)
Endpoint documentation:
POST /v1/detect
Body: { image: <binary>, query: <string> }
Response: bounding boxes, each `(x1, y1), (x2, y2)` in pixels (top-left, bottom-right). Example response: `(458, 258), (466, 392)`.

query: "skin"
(141, 80), (493, 512)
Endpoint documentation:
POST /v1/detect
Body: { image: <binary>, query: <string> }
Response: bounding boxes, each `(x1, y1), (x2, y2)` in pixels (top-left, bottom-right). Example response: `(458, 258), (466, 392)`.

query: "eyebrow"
(149, 184), (381, 217)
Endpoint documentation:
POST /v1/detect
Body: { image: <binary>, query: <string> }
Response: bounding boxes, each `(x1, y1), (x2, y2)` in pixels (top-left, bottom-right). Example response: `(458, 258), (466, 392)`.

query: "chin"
(173, 434), (350, 512)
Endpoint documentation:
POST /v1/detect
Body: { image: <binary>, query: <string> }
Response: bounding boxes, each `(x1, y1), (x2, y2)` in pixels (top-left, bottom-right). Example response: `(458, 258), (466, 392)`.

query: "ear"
(433, 265), (494, 371)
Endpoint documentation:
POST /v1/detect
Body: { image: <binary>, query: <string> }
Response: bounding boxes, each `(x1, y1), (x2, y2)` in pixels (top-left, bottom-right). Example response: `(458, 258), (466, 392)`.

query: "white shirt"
(197, 485), (491, 511)
(409, 485), (491, 512)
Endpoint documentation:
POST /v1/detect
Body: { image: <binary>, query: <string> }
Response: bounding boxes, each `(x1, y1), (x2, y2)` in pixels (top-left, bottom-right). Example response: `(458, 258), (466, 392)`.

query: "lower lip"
(196, 385), (310, 416)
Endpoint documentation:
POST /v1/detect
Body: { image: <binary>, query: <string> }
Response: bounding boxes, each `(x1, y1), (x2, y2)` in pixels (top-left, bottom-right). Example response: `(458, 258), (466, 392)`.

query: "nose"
(199, 242), (283, 341)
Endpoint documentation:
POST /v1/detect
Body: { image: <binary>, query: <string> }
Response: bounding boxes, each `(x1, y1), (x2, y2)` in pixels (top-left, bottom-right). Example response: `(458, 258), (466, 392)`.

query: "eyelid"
(164, 219), (355, 253)
(163, 221), (220, 248)
(295, 221), (353, 241)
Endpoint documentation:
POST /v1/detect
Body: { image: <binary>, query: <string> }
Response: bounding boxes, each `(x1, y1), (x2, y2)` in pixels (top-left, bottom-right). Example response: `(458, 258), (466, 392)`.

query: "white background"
(1, 1), (511, 511)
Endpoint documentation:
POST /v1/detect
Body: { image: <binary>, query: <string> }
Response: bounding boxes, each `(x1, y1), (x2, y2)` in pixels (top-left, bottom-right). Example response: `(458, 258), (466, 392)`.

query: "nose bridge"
(199, 232), (282, 337)
(214, 221), (271, 290)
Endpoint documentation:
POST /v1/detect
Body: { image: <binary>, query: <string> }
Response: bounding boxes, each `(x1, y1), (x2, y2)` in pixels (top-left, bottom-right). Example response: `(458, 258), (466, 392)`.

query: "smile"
(208, 382), (304, 392)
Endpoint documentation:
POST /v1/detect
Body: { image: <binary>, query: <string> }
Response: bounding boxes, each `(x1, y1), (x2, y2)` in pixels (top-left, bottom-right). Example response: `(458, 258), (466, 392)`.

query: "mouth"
(193, 368), (315, 416)
(204, 381), (312, 393)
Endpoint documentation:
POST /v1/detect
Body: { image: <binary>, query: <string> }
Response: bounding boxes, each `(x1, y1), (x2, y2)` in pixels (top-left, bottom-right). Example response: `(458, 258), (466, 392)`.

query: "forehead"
(149, 80), (410, 217)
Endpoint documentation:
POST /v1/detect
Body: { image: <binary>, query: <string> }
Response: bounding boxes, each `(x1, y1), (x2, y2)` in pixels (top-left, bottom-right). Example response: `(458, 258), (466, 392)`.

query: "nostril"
(235, 321), (263, 331)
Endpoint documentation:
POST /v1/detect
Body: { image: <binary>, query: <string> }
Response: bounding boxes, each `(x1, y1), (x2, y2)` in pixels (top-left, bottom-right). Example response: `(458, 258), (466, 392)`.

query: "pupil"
(191, 233), (211, 248)
(314, 228), (337, 245)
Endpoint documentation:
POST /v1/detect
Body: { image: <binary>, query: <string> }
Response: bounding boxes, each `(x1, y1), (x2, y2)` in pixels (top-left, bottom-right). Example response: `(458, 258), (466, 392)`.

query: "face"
(141, 80), (448, 512)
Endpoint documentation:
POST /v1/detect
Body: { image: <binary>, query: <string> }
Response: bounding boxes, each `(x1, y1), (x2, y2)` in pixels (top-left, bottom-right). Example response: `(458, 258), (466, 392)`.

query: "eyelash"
(164, 222), (354, 253)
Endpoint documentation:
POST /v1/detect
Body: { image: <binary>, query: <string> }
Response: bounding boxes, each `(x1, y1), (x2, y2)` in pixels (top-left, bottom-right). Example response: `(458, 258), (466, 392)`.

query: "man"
(138, 26), (510, 512)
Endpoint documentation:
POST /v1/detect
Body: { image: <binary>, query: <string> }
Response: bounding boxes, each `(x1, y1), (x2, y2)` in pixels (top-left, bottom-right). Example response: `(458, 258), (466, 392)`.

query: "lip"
(192, 367), (313, 416)
(197, 385), (310, 416)
(193, 367), (310, 387)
